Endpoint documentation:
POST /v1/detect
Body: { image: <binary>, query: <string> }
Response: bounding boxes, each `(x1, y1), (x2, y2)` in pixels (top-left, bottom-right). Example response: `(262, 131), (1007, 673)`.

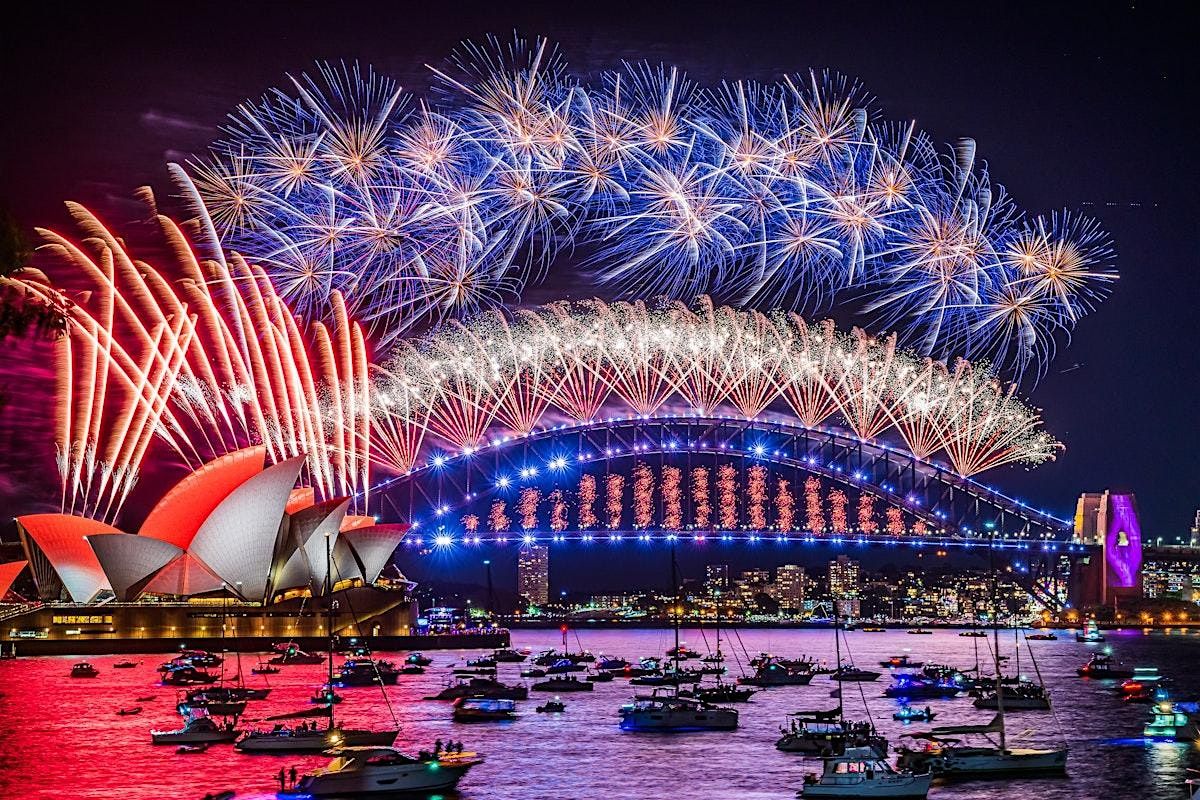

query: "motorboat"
(404, 652), (432, 667)
(618, 689), (738, 732)
(879, 655), (923, 670)
(310, 684), (344, 705)
(893, 705), (937, 723)
(160, 665), (218, 686)
(268, 644), (324, 666)
(424, 677), (528, 701)
(959, 630), (988, 637)
(831, 666), (882, 682)
(520, 667), (547, 678)
(738, 658), (814, 687)
(906, 629), (932, 635)
(532, 649), (592, 667)
(972, 681), (1051, 711)
(799, 747), (930, 798)
(333, 659), (400, 687)
(1076, 620), (1105, 643)
(467, 656), (498, 668)
(544, 658), (586, 674)
(532, 676), (593, 692)
(70, 661), (99, 678)
(1025, 631), (1057, 641)
(178, 696), (245, 717)
(630, 668), (703, 687)
(116, 706), (143, 716)
(186, 685), (271, 703)
(586, 671), (615, 683)
(151, 714), (239, 745)
(701, 651), (725, 664)
(236, 723), (398, 753)
(491, 648), (527, 663)
(1076, 652), (1134, 680)
(1118, 666), (1168, 697)
(452, 697), (518, 723)
(176, 649), (222, 668)
(597, 656), (630, 671)
(686, 683), (756, 703)
(176, 744), (208, 754)
(537, 699), (566, 713)
(862, 627), (888, 633)
(777, 710), (887, 756)
(251, 663), (280, 676)
(399, 664), (425, 675)
(113, 660), (139, 669)
(1145, 692), (1200, 741)
(293, 747), (482, 797)
(883, 675), (962, 699)
(896, 714), (1067, 777)
(665, 644), (701, 660)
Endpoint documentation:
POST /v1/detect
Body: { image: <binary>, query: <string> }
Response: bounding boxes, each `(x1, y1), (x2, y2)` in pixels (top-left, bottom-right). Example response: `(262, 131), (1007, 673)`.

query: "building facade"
(828, 555), (861, 617)
(517, 545), (550, 608)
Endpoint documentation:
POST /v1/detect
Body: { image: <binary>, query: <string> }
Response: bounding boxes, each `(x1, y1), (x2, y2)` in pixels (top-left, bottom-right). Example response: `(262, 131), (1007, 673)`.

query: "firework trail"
(193, 35), (1116, 380)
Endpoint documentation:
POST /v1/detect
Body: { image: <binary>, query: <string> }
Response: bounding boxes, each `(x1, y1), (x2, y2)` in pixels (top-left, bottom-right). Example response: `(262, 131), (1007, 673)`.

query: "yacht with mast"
(799, 746), (931, 798)
(292, 747), (483, 796)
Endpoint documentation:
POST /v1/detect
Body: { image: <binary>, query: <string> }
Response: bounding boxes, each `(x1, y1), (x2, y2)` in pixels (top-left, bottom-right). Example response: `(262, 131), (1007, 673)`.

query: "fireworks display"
(13, 184), (371, 521)
(193, 36), (1115, 378)
(372, 296), (1061, 477)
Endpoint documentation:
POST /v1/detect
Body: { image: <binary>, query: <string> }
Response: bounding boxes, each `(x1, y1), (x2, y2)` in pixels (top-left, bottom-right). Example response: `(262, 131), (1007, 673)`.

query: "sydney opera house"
(0, 447), (424, 655)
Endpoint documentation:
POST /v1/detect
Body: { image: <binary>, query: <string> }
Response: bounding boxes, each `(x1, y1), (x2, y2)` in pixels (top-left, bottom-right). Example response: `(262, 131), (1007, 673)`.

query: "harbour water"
(1, 627), (1197, 799)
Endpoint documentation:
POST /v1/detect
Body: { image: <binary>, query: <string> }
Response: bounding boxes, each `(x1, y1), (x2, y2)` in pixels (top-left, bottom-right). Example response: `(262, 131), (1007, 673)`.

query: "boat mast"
(834, 607), (844, 720)
(326, 531), (335, 732)
(671, 543), (681, 675)
(988, 531), (1007, 752)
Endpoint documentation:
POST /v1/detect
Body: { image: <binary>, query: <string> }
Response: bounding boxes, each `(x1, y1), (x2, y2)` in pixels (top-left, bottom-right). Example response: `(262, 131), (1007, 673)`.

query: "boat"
(665, 644), (701, 660)
(738, 658), (815, 687)
(532, 676), (593, 692)
(777, 710), (888, 756)
(425, 676), (529, 701)
(176, 744), (208, 754)
(175, 649), (222, 668)
(491, 648), (527, 663)
(1144, 691), (1200, 741)
(151, 713), (240, 745)
(310, 684), (344, 705)
(333, 658), (400, 686)
(897, 714), (1067, 777)
(116, 706), (143, 716)
(160, 665), (218, 686)
(701, 651), (725, 664)
(452, 697), (518, 723)
(585, 671), (615, 683)
(1118, 667), (1169, 697)
(879, 655), (923, 669)
(1025, 631), (1057, 641)
(687, 683), (756, 703)
(70, 661), (99, 678)
(883, 674), (962, 699)
(1076, 619), (1105, 643)
(618, 688), (738, 732)
(959, 630), (988, 637)
(1076, 652), (1134, 680)
(544, 658), (586, 674)
(520, 667), (547, 678)
(800, 746), (931, 798)
(251, 664), (280, 676)
(893, 705), (937, 723)
(293, 747), (482, 797)
(972, 680), (1051, 711)
(537, 699), (566, 713)
(832, 666), (883, 682)
(597, 656), (631, 671)
(113, 660), (139, 669)
(906, 629), (932, 635)
(135, 695), (156, 702)
(862, 627), (888, 633)
(186, 685), (271, 703)
(399, 664), (425, 675)
(466, 656), (498, 668)
(404, 652), (432, 667)
(268, 643), (324, 666)
(178, 696), (245, 718)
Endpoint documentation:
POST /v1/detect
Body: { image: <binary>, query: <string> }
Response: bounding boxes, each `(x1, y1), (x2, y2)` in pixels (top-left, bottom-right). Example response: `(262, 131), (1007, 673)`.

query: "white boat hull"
(619, 708), (738, 731)
(802, 773), (931, 797)
(297, 762), (474, 796)
(933, 747), (1067, 775)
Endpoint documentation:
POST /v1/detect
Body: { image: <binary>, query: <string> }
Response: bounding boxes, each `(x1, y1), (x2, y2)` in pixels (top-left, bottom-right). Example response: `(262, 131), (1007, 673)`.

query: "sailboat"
(776, 612), (886, 756)
(237, 531), (399, 754)
(618, 547), (738, 732)
(685, 594), (755, 703)
(895, 541), (1067, 778)
(972, 629), (1051, 711)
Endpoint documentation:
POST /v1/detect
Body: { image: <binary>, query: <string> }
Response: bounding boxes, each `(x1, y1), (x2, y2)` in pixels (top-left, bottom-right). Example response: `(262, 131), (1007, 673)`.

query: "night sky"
(1, 2), (1196, 587)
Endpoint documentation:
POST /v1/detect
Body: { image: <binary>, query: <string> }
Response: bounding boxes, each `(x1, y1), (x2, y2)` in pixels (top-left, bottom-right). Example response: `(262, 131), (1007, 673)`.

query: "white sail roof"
(187, 455), (305, 601)
(86, 533), (184, 601)
(340, 524), (409, 584)
(272, 498), (349, 596)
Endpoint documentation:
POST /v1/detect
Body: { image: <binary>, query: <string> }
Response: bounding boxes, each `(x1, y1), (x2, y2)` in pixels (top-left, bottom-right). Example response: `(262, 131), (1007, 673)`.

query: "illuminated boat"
(70, 661), (99, 678)
(1144, 692), (1200, 741)
(425, 676), (528, 701)
(959, 630), (988, 637)
(686, 682), (756, 703)
(1025, 632), (1057, 641)
(777, 710), (887, 756)
(665, 644), (702, 660)
(268, 643), (324, 666)
(1076, 653), (1134, 680)
(333, 658), (400, 686)
(893, 705), (937, 723)
(800, 747), (930, 798)
(160, 665), (218, 686)
(452, 697), (518, 723)
(404, 652), (432, 666)
(897, 715), (1067, 777)
(294, 747), (482, 797)
(972, 681), (1051, 711)
(151, 712), (239, 745)
(618, 689), (738, 732)
(879, 655), (923, 669)
(831, 666), (883, 682)
(884, 675), (962, 699)
(490, 648), (526, 663)
(738, 658), (815, 687)
(236, 724), (398, 753)
(532, 676), (594, 692)
(1076, 620), (1105, 643)
(1117, 667), (1168, 697)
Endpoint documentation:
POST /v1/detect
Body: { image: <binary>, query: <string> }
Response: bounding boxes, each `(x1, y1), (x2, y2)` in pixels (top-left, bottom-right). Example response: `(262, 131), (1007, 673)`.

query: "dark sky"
(1, 1), (1197, 573)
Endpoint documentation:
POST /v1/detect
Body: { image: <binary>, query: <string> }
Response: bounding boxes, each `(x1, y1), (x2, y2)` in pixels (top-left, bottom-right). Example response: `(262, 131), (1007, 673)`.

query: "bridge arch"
(371, 414), (1072, 544)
